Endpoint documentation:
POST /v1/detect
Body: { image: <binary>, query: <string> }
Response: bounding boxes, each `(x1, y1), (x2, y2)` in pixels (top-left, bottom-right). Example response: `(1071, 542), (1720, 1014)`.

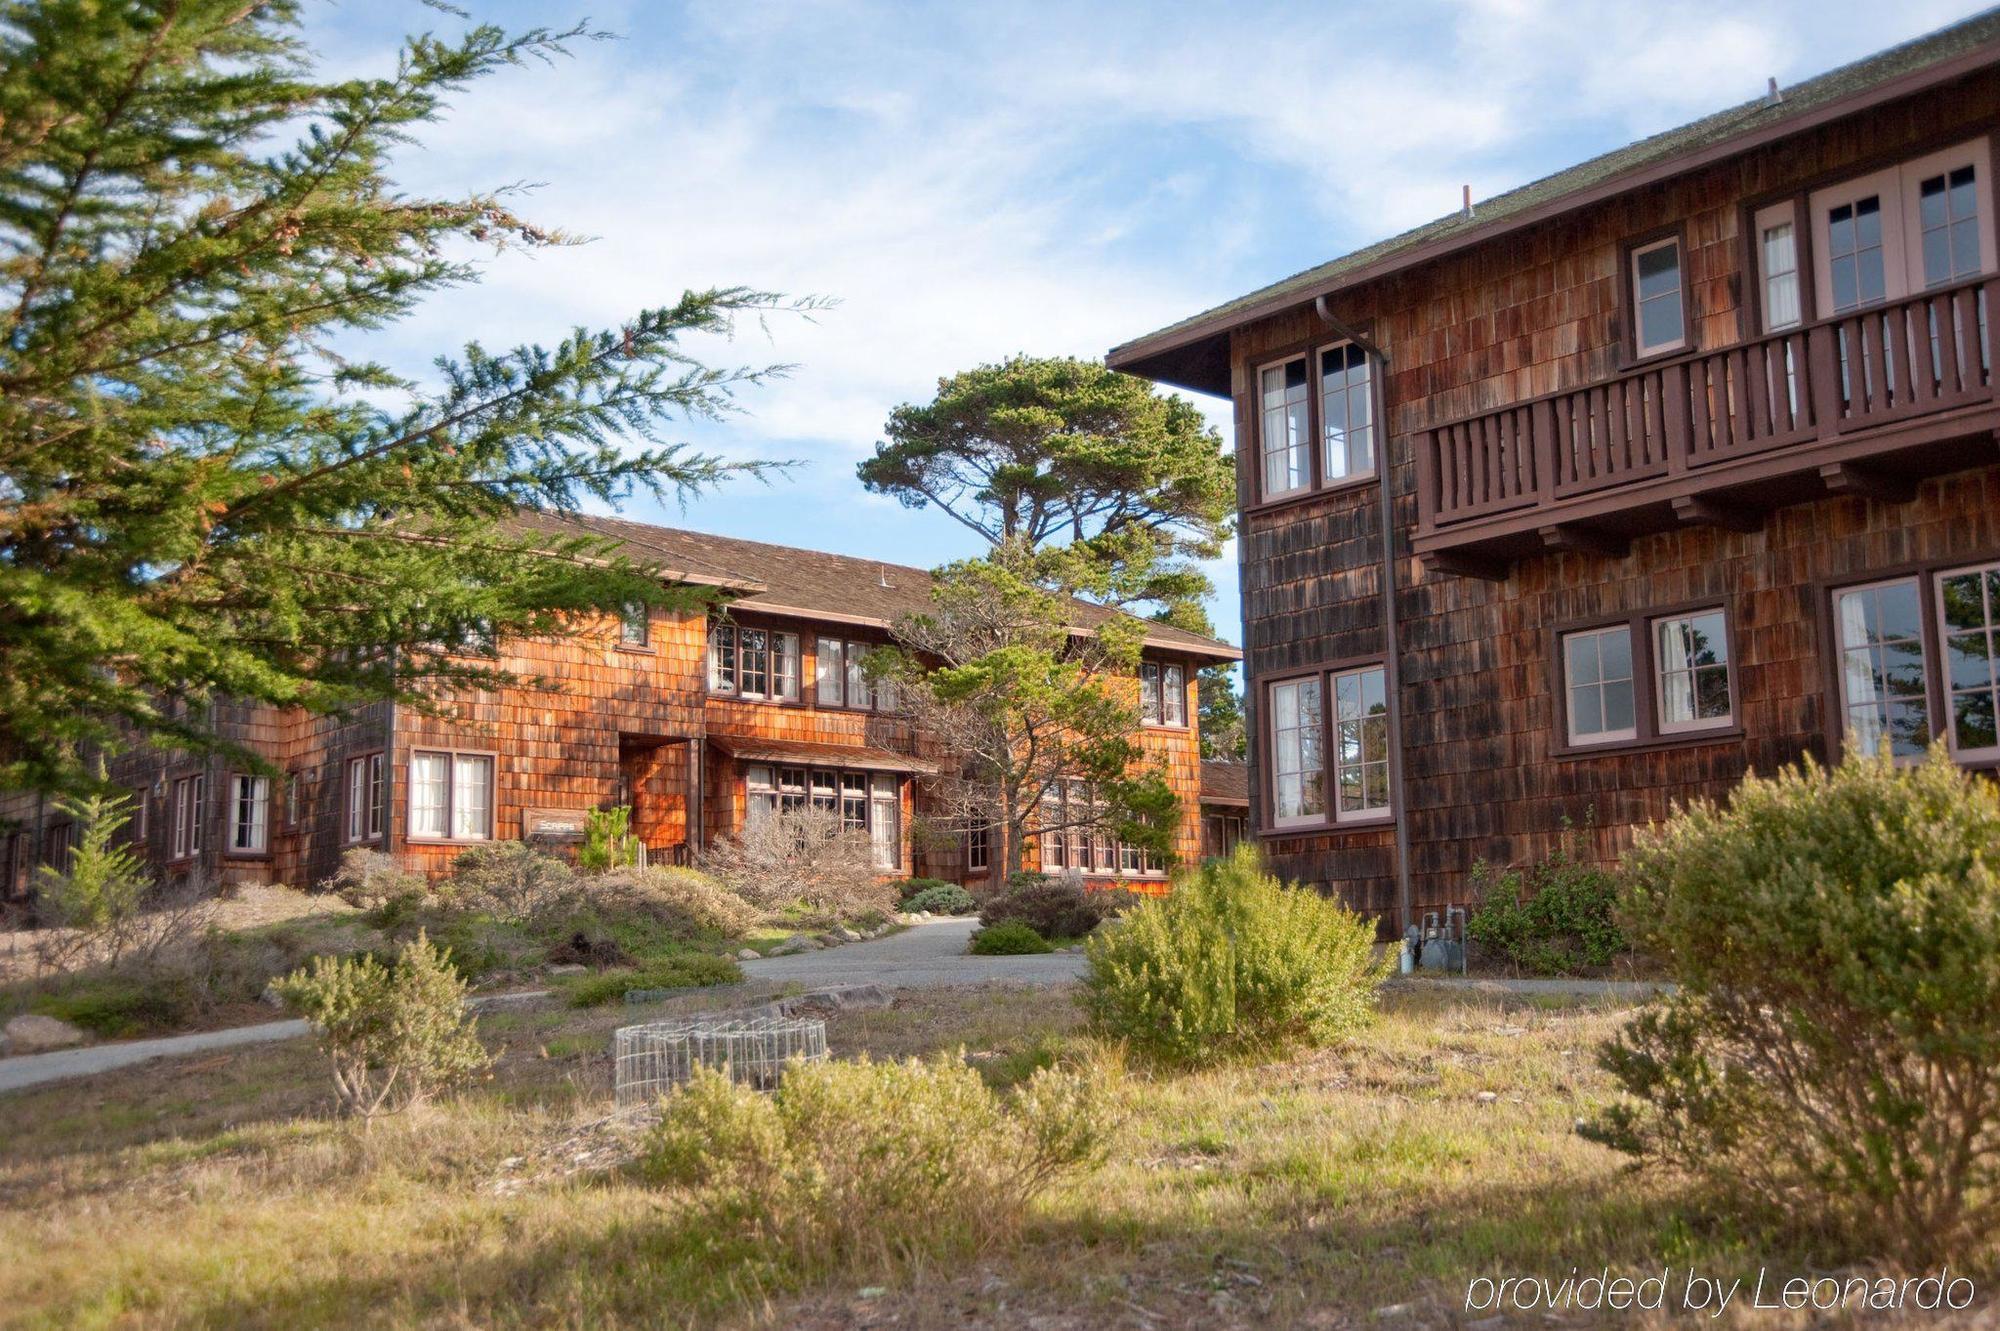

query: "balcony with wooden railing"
(1413, 276), (2000, 577)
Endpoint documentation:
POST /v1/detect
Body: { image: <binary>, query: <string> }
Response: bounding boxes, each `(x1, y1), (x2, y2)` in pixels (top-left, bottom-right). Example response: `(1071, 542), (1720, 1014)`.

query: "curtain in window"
(409, 752), (448, 838)
(452, 755), (492, 839)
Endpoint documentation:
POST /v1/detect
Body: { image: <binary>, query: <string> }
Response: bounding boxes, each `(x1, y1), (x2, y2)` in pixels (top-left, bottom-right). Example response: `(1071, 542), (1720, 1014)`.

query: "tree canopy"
(0, 1), (805, 793)
(857, 355), (1233, 618)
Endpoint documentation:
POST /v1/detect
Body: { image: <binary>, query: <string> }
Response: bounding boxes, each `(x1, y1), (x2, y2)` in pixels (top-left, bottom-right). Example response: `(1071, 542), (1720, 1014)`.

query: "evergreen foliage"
(0, 1), (805, 793)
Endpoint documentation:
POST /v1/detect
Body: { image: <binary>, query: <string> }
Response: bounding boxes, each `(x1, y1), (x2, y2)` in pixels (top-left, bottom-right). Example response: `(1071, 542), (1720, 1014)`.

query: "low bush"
(563, 951), (744, 1007)
(901, 883), (975, 915)
(274, 931), (490, 1118)
(892, 876), (956, 904)
(969, 920), (1053, 955)
(588, 867), (761, 939)
(1082, 846), (1388, 1066)
(978, 875), (1118, 940)
(324, 848), (428, 912)
(31, 969), (202, 1037)
(699, 807), (896, 918)
(640, 1052), (1115, 1270)
(448, 841), (575, 922)
(1464, 821), (1625, 975)
(1585, 748), (2000, 1262)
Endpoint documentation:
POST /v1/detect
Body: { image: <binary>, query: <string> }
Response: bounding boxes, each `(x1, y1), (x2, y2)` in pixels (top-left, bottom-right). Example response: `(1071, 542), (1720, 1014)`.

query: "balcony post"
(1531, 398), (1556, 501)
(1661, 360), (1690, 476)
(1807, 321), (1843, 437)
(1414, 429), (1437, 531)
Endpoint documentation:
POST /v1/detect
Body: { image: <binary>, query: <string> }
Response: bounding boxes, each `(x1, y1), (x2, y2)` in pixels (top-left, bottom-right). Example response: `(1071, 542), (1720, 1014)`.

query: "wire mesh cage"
(613, 1015), (829, 1109)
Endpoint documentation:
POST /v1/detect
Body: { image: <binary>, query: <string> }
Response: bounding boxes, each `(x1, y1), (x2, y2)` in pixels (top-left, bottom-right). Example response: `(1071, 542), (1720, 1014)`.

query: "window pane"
(1836, 582), (1931, 756)
(452, 755), (491, 840)
(410, 753), (447, 838)
(1163, 665), (1186, 725)
(1636, 243), (1680, 298)
(708, 625), (735, 692)
(739, 628), (768, 696)
(1937, 562), (2000, 754)
(1140, 663), (1161, 724)
(816, 638), (843, 705)
(1603, 678), (1636, 733)
(846, 642), (871, 709)
(1270, 679), (1324, 820)
(774, 634), (800, 700)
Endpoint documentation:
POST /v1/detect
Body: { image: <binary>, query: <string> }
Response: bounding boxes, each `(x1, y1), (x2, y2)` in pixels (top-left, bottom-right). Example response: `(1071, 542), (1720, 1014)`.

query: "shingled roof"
(1109, 7), (2000, 395)
(512, 510), (1241, 662)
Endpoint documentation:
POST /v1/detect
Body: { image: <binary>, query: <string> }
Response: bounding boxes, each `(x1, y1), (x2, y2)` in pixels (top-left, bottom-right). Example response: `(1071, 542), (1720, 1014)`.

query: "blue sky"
(309, 0), (1985, 647)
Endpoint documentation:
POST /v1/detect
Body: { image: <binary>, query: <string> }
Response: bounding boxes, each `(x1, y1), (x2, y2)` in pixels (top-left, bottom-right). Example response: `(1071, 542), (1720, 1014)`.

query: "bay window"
(408, 750), (493, 841)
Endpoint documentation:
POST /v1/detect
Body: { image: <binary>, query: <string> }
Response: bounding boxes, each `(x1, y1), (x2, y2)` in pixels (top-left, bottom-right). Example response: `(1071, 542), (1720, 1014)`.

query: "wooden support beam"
(1538, 523), (1631, 558)
(1672, 495), (1762, 532)
(1420, 550), (1510, 582)
(1818, 461), (1916, 503)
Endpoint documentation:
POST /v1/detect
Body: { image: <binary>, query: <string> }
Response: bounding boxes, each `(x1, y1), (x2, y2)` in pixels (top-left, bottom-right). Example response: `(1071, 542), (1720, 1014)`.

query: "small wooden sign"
(523, 807), (587, 841)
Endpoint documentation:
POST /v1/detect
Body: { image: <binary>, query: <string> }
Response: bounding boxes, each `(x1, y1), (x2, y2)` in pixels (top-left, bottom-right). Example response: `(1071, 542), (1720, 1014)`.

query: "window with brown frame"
(708, 622), (801, 700)
(1557, 606), (1735, 751)
(1036, 778), (1165, 878)
(1255, 339), (1378, 503)
(344, 752), (384, 843)
(813, 635), (898, 711)
(408, 750), (493, 842)
(170, 774), (204, 860)
(743, 763), (902, 870)
(1139, 661), (1187, 727)
(619, 602), (650, 648)
(228, 774), (270, 853)
(1629, 235), (1688, 357)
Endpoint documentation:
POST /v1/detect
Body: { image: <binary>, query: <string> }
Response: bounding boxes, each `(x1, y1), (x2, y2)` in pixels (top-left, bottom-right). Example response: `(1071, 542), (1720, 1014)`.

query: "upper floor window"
(815, 636), (897, 711)
(1139, 662), (1187, 727)
(709, 623), (800, 701)
(1805, 140), (1994, 317)
(1259, 359), (1310, 499)
(1630, 236), (1687, 357)
(409, 750), (493, 841)
(1319, 343), (1375, 481)
(619, 602), (650, 647)
(1255, 341), (1378, 503)
(229, 775), (269, 853)
(1754, 200), (1802, 331)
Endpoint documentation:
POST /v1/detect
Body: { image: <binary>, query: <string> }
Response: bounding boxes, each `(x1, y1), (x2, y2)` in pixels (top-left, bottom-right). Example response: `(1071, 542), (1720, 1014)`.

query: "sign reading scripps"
(1464, 1267), (1977, 1318)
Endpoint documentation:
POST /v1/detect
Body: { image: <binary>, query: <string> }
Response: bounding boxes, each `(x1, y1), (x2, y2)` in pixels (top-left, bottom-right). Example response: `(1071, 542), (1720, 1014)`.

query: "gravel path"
(742, 916), (1087, 990)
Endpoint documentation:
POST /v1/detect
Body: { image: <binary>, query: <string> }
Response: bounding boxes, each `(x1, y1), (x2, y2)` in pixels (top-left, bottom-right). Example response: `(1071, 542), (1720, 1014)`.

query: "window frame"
(1624, 230), (1691, 361)
(1138, 660), (1190, 729)
(1548, 602), (1744, 758)
(1932, 560), (2000, 763)
(1329, 663), (1393, 824)
(1561, 624), (1640, 748)
(344, 752), (385, 844)
(227, 774), (271, 855)
(1247, 337), (1382, 509)
(1265, 672), (1328, 830)
(707, 620), (802, 702)
(1256, 657), (1398, 835)
(812, 633), (895, 712)
(405, 748), (496, 844)
(1899, 139), (1996, 293)
(1034, 777), (1168, 879)
(1651, 607), (1737, 736)
(1752, 199), (1807, 333)
(618, 601), (651, 650)
(742, 762), (903, 868)
(170, 773), (204, 862)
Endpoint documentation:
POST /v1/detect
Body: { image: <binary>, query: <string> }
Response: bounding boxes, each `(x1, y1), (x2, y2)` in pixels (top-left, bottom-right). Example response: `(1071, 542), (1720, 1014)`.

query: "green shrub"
(970, 920), (1053, 955)
(640, 1053), (1114, 1269)
(564, 951), (743, 1007)
(31, 970), (200, 1037)
(892, 876), (956, 904)
(901, 883), (975, 915)
(978, 876), (1116, 940)
(1585, 748), (2000, 1262)
(578, 805), (643, 874)
(34, 787), (148, 931)
(274, 931), (490, 1118)
(1082, 845), (1388, 1066)
(1464, 819), (1625, 975)
(448, 841), (575, 922)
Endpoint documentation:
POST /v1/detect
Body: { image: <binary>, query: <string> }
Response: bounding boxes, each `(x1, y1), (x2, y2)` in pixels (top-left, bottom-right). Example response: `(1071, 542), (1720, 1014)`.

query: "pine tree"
(0, 1), (807, 794)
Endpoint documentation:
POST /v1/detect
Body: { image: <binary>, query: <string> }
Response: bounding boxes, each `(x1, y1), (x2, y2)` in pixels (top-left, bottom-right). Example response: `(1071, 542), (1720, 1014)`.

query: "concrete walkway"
(743, 916), (1087, 990)
(0, 1018), (311, 1096)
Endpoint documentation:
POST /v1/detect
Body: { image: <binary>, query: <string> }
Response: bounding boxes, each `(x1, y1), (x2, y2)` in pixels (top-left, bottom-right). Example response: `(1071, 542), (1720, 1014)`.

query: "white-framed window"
(1807, 141), (1996, 316)
(1563, 626), (1638, 745)
(408, 750), (493, 841)
(1034, 778), (1164, 878)
(1935, 561), (2000, 760)
(344, 752), (383, 843)
(1139, 662), (1188, 727)
(1331, 665), (1391, 820)
(1259, 357), (1311, 500)
(869, 774), (900, 871)
(283, 771), (301, 830)
(1755, 200), (1803, 331)
(1319, 341), (1376, 481)
(619, 602), (649, 647)
(171, 774), (204, 860)
(966, 822), (990, 873)
(1653, 609), (1734, 733)
(1630, 236), (1687, 356)
(814, 635), (894, 710)
(1268, 676), (1325, 827)
(1834, 578), (1931, 759)
(229, 775), (270, 853)
(709, 623), (800, 700)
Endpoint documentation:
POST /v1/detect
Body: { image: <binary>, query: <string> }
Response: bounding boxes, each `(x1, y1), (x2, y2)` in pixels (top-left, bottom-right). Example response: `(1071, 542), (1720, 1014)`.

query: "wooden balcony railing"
(1415, 276), (1999, 570)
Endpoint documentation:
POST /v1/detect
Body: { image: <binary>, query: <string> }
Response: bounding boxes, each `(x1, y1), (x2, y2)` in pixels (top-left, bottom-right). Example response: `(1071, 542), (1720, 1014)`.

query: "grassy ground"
(7, 980), (1970, 1329)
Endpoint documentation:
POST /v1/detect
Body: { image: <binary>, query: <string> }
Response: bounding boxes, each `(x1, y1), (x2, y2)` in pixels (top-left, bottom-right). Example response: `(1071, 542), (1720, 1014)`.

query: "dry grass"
(0, 984), (1988, 1329)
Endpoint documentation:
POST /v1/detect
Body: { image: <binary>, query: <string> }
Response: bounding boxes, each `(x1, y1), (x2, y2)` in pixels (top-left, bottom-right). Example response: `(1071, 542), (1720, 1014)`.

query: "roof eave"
(1108, 38), (2000, 389)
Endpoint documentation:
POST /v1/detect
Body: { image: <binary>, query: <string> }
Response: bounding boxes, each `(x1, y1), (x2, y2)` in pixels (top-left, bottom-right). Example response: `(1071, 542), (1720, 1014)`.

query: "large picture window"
(408, 750), (493, 841)
(744, 763), (903, 869)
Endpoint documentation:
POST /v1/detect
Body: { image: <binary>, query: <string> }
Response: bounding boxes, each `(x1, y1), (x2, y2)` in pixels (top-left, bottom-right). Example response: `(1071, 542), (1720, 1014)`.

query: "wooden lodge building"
(1111, 12), (2000, 931)
(0, 517), (1238, 898)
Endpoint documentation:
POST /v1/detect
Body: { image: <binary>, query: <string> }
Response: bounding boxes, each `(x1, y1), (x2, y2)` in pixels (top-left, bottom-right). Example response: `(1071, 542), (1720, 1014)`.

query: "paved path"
(742, 916), (1087, 990)
(0, 1018), (311, 1096)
